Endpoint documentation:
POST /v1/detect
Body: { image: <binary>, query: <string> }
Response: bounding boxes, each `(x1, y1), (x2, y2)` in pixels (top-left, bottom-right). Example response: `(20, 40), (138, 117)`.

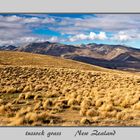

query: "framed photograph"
(0, 0), (140, 140)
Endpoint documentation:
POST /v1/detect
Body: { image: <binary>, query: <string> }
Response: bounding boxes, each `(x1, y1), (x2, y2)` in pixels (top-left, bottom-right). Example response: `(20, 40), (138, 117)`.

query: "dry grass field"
(0, 51), (140, 126)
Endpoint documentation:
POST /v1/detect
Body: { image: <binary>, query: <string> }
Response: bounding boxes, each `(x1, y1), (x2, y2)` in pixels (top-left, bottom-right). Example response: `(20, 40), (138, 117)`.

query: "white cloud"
(89, 32), (96, 40)
(69, 31), (107, 42)
(23, 17), (40, 23)
(49, 14), (140, 37)
(0, 40), (15, 46)
(0, 35), (59, 46)
(42, 17), (56, 24)
(0, 14), (57, 46)
(5, 15), (22, 22)
(69, 33), (88, 42)
(112, 30), (140, 42)
(0, 14), (140, 46)
(48, 36), (58, 42)
(19, 36), (39, 43)
(0, 15), (56, 24)
(97, 32), (107, 40)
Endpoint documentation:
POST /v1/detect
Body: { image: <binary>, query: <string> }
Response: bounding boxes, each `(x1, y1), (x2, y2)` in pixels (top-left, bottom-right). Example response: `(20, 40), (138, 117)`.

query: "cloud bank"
(0, 14), (140, 47)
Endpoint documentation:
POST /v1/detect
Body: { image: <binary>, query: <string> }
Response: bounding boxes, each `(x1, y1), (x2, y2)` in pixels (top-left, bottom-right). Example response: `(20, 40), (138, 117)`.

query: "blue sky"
(0, 14), (140, 49)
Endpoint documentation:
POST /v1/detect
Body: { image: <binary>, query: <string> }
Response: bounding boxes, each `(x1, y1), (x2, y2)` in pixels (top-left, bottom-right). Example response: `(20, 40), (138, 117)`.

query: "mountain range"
(1, 41), (140, 71)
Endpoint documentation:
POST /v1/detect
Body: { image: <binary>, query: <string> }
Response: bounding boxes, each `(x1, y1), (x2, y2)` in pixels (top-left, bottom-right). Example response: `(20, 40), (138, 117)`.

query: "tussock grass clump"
(76, 95), (82, 104)
(35, 112), (62, 125)
(46, 91), (59, 98)
(25, 92), (35, 100)
(92, 116), (101, 122)
(34, 94), (42, 100)
(43, 99), (53, 110)
(133, 102), (140, 110)
(100, 111), (109, 118)
(68, 99), (78, 106)
(120, 99), (129, 108)
(23, 85), (33, 92)
(8, 117), (25, 126)
(113, 98), (122, 106)
(16, 86), (24, 93)
(81, 99), (91, 109)
(80, 117), (91, 125)
(123, 114), (134, 120)
(0, 105), (6, 114)
(34, 85), (43, 91)
(5, 103), (12, 110)
(51, 107), (63, 114)
(86, 108), (99, 117)
(23, 85), (31, 92)
(54, 102), (63, 109)
(95, 99), (104, 107)
(25, 112), (38, 122)
(116, 112), (125, 120)
(3, 86), (17, 93)
(70, 92), (77, 98)
(26, 100), (31, 105)
(71, 105), (80, 111)
(99, 103), (113, 112)
(16, 107), (32, 118)
(54, 100), (68, 110)
(37, 112), (48, 120)
(18, 93), (25, 100)
(0, 99), (3, 104)
(130, 97), (139, 105)
(34, 102), (42, 110)
(109, 110), (117, 117)
(79, 108), (87, 116)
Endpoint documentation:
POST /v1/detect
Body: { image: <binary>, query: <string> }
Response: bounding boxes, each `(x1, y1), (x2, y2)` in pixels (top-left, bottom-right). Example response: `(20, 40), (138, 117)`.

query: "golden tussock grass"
(43, 99), (53, 110)
(67, 99), (78, 106)
(0, 99), (3, 104)
(34, 101), (42, 110)
(25, 92), (35, 100)
(25, 112), (38, 122)
(0, 105), (6, 114)
(34, 94), (42, 100)
(79, 108), (87, 116)
(86, 108), (99, 117)
(8, 117), (25, 126)
(2, 86), (17, 93)
(80, 117), (91, 125)
(0, 51), (140, 126)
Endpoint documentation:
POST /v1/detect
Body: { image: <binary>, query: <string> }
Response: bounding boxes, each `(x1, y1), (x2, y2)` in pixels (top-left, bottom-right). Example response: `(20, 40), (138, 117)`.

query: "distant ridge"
(0, 41), (140, 71)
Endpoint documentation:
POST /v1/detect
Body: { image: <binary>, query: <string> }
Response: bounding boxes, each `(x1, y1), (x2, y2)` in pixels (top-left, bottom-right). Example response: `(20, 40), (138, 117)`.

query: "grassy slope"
(0, 51), (140, 126)
(0, 51), (109, 71)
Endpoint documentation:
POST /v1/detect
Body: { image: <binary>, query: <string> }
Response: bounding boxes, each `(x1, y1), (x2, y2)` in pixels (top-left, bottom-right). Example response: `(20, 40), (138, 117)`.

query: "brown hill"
(0, 51), (107, 72)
